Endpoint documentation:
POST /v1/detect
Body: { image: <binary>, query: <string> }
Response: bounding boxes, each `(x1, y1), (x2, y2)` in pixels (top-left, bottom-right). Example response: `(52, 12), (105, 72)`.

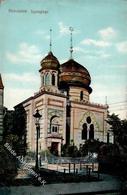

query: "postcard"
(0, 0), (127, 194)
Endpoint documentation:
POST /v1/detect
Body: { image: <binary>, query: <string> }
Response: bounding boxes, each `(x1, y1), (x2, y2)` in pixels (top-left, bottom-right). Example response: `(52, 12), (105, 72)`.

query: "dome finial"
(49, 28), (52, 52)
(69, 27), (74, 59)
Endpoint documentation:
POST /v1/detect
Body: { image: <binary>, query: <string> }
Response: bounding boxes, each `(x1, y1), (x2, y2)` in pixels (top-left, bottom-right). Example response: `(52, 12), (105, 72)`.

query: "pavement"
(0, 174), (122, 195)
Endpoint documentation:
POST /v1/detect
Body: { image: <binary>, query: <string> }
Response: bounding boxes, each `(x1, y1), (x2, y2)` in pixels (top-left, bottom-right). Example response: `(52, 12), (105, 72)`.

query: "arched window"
(52, 125), (58, 133)
(50, 116), (60, 134)
(82, 123), (87, 140)
(80, 91), (83, 101)
(54, 126), (58, 132)
(52, 74), (55, 86)
(89, 124), (94, 140)
(52, 126), (55, 132)
(45, 73), (50, 85)
(41, 75), (44, 85)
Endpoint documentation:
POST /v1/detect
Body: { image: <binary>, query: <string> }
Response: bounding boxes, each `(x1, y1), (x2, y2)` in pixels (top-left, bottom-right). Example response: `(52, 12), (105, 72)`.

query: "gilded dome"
(39, 52), (60, 72)
(59, 59), (92, 93)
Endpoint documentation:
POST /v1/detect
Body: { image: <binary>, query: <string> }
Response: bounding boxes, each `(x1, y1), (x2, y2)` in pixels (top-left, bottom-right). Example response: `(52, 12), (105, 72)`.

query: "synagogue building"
(15, 43), (108, 155)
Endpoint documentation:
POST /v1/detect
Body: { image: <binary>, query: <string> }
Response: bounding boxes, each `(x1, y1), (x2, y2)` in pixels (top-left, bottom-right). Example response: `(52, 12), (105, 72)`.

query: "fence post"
(86, 165), (88, 175)
(88, 167), (91, 177)
(73, 163), (75, 174)
(69, 163), (71, 173)
(97, 170), (100, 180)
(92, 163), (94, 172)
(80, 162), (82, 170)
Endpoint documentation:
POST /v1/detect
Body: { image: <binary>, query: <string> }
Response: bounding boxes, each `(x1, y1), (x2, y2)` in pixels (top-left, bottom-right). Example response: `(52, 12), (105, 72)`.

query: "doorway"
(50, 142), (59, 156)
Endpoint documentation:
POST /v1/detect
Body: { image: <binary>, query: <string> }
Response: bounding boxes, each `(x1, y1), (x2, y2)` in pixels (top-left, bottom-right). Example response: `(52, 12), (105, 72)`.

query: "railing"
(23, 154), (99, 177)
(24, 153), (98, 164)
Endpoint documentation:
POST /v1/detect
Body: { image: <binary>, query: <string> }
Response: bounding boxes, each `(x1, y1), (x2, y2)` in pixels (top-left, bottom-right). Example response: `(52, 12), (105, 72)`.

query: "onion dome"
(39, 52), (60, 72)
(59, 59), (92, 93)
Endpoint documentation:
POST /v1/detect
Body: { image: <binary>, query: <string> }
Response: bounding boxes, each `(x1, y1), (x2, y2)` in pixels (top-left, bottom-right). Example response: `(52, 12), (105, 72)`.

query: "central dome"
(59, 59), (92, 93)
(39, 51), (60, 71)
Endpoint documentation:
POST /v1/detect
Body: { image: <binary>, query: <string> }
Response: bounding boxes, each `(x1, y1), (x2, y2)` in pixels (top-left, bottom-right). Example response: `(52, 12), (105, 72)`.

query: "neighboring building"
(15, 50), (108, 155)
(0, 74), (4, 142)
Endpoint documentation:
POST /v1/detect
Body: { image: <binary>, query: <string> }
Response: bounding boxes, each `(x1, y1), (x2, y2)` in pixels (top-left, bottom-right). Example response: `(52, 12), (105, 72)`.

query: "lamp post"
(33, 109), (42, 170)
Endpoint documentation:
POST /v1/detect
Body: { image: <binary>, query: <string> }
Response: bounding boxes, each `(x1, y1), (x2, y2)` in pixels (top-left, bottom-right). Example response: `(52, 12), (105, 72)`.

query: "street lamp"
(33, 109), (42, 170)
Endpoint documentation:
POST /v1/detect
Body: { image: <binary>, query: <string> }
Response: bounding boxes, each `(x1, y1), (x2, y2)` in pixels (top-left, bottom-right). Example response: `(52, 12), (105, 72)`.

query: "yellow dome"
(39, 52), (60, 72)
(59, 59), (92, 93)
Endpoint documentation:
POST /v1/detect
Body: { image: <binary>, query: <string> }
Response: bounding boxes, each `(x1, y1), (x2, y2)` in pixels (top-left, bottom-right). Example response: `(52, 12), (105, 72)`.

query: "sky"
(0, 0), (127, 119)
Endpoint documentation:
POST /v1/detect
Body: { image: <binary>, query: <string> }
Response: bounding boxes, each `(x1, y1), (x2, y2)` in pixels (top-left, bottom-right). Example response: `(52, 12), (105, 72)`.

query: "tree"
(106, 113), (121, 144)
(102, 113), (127, 180)
(3, 105), (27, 156)
(3, 109), (14, 139)
(117, 119), (127, 151)
(13, 104), (27, 156)
(61, 143), (79, 157)
(107, 113), (127, 150)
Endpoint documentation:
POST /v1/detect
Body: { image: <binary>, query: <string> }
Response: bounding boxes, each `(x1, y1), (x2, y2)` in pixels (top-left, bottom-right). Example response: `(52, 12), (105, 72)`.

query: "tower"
(0, 74), (4, 141)
(59, 27), (92, 102)
(59, 27), (93, 145)
(39, 29), (60, 93)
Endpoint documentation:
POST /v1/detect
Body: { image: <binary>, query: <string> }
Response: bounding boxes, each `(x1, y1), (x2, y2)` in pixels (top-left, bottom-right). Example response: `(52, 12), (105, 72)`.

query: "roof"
(0, 74), (4, 89)
(39, 51), (60, 71)
(59, 59), (92, 93)
(61, 59), (90, 77)
(14, 90), (67, 108)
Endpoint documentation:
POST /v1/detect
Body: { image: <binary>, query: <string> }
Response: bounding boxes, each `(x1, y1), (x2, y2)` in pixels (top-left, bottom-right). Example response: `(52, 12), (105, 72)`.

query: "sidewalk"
(0, 174), (122, 195)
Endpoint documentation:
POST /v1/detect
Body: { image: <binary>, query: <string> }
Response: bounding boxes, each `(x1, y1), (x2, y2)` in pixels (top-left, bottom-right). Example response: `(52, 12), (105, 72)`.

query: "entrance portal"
(50, 142), (59, 156)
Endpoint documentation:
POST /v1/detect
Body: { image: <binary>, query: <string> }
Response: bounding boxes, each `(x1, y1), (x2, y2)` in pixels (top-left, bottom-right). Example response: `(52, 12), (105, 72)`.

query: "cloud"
(99, 53), (111, 58)
(73, 47), (85, 53)
(107, 64), (127, 69)
(58, 22), (80, 36)
(4, 88), (35, 109)
(3, 73), (40, 109)
(59, 58), (67, 64)
(118, 64), (127, 69)
(74, 46), (110, 59)
(58, 22), (69, 35)
(116, 41), (127, 54)
(91, 83), (126, 103)
(45, 35), (50, 40)
(94, 74), (116, 81)
(89, 81), (126, 119)
(80, 27), (116, 49)
(98, 27), (116, 40)
(34, 30), (46, 36)
(34, 30), (50, 40)
(3, 73), (39, 83)
(86, 52), (111, 59)
(6, 42), (42, 64)
(81, 39), (111, 48)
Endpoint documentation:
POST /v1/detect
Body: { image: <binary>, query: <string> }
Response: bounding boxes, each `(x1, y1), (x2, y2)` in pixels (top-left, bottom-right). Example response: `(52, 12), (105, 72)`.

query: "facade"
(15, 51), (108, 155)
(0, 74), (4, 142)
